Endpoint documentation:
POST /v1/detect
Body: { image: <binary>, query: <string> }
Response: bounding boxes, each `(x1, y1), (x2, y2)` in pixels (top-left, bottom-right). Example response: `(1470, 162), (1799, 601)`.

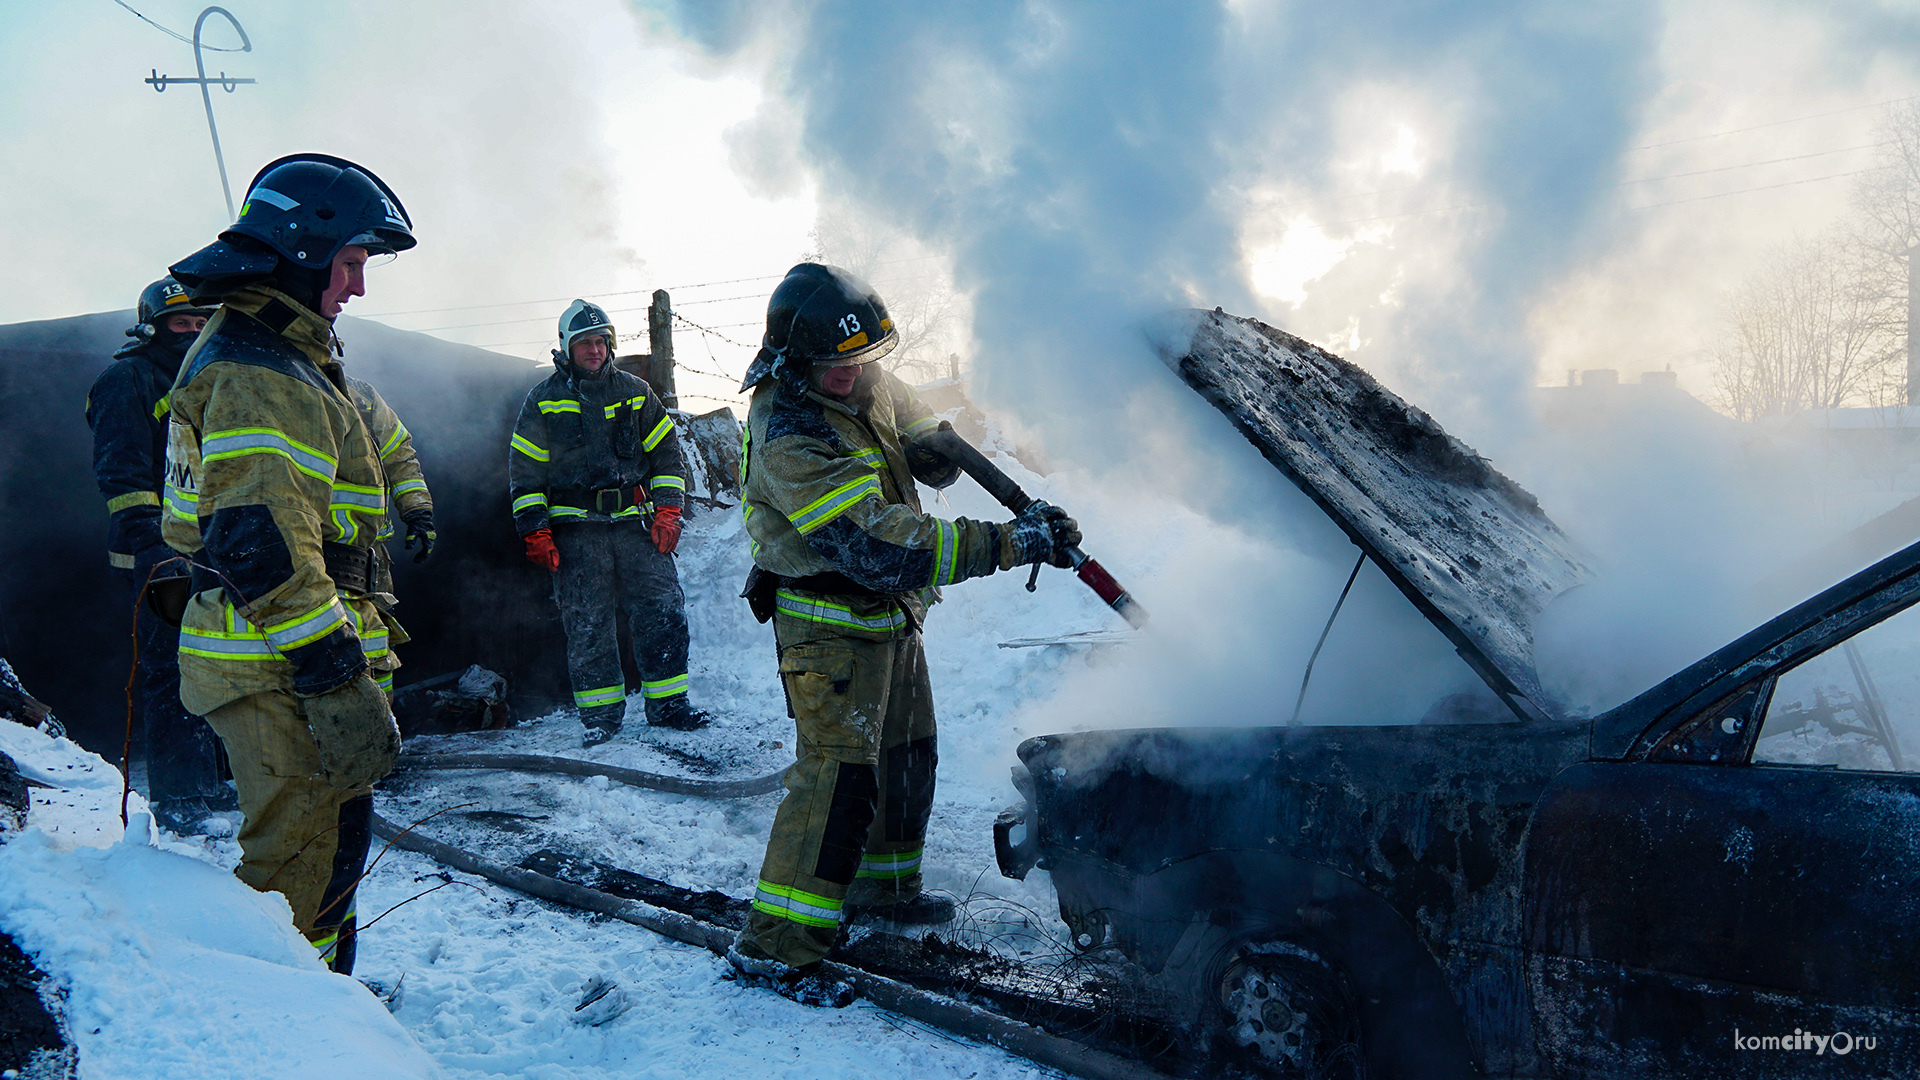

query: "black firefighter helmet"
(739, 263), (897, 390)
(135, 277), (215, 330)
(170, 153), (415, 303)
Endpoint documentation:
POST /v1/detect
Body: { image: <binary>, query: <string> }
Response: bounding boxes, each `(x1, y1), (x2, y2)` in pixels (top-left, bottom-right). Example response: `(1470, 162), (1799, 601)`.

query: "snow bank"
(0, 724), (438, 1080)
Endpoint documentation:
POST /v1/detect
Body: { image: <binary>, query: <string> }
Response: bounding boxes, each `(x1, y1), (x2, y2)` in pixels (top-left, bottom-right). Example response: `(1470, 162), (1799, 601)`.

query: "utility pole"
(648, 290), (678, 410)
(145, 7), (254, 221)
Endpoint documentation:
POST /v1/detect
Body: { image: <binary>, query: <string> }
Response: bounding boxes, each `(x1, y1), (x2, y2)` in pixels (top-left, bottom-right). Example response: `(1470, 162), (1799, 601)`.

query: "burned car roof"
(1152, 310), (1593, 723)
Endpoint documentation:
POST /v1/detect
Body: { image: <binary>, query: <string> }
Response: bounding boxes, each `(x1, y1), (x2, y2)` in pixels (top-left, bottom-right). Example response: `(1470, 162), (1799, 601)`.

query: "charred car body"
(996, 311), (1919, 1078)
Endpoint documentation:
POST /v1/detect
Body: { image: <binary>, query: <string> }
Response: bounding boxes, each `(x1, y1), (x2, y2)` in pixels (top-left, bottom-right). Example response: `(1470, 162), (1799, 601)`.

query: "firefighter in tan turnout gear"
(160, 153), (415, 975)
(726, 264), (1080, 1005)
(509, 300), (708, 745)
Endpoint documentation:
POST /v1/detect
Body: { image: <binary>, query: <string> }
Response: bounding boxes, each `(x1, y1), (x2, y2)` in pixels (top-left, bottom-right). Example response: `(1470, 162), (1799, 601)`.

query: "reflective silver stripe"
(642, 415), (673, 452)
(574, 683), (625, 707)
(512, 434), (549, 462)
(640, 674), (688, 699)
(931, 519), (958, 586)
(647, 475), (686, 491)
(163, 483), (197, 522)
(391, 478), (428, 497)
(329, 484), (385, 512)
(380, 422), (409, 460)
(789, 475), (882, 535)
(178, 627), (279, 661)
(512, 492), (549, 514)
(856, 848), (923, 879)
(262, 599), (349, 651)
(751, 881), (842, 928)
(902, 416), (941, 438)
(550, 506), (587, 518)
(603, 394), (647, 419)
(108, 551), (136, 569)
(538, 399), (582, 415)
(773, 590), (906, 632)
(202, 428), (337, 482)
(851, 447), (887, 470)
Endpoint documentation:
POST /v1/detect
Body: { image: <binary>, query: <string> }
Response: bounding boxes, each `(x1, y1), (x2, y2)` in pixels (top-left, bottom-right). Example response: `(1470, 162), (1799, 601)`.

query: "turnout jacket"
(161, 284), (397, 714)
(86, 339), (188, 575)
(741, 369), (1001, 638)
(347, 376), (433, 603)
(508, 364), (686, 535)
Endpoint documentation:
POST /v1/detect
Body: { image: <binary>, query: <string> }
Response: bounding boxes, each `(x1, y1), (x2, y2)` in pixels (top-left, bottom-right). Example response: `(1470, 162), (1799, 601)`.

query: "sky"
(2, 0), (1915, 420)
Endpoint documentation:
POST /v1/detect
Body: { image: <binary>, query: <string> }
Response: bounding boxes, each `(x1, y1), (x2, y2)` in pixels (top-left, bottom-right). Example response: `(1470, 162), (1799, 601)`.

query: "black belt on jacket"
(774, 570), (892, 599)
(189, 541), (371, 599)
(550, 485), (644, 515)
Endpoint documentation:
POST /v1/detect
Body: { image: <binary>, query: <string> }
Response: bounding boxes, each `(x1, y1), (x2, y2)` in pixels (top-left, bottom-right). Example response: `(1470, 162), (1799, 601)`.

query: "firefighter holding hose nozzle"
(726, 263), (1080, 1006)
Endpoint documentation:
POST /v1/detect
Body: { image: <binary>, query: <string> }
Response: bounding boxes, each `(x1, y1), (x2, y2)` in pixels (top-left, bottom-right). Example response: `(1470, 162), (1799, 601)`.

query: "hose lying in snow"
(394, 752), (785, 799)
(368, 813), (1172, 1080)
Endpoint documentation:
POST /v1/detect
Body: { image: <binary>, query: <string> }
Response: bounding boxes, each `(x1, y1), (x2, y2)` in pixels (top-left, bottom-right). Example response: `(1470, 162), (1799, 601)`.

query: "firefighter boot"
(646, 693), (711, 731)
(844, 892), (957, 926)
(724, 943), (855, 1009)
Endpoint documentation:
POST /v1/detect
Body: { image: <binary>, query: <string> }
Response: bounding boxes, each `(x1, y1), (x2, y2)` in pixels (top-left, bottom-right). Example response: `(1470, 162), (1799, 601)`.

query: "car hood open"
(1152, 309), (1593, 722)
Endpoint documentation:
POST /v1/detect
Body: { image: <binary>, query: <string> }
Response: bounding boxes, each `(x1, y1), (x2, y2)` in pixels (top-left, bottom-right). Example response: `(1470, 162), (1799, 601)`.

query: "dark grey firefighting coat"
(508, 365), (686, 533)
(86, 339), (186, 575)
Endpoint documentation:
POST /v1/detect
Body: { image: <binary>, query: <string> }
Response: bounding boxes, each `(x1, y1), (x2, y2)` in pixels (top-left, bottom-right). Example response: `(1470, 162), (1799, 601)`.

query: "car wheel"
(1213, 940), (1364, 1079)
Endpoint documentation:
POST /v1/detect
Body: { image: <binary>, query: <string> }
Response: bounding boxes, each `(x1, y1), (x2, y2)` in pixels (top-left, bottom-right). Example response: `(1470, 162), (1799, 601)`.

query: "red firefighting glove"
(523, 528), (560, 572)
(650, 505), (683, 555)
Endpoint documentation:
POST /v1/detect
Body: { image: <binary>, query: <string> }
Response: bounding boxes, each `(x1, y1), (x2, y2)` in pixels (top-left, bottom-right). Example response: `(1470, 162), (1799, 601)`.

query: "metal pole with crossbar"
(144, 7), (255, 221)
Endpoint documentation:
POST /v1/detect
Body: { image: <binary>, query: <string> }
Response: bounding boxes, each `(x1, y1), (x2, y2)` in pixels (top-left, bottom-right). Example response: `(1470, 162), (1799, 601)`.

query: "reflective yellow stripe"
(550, 506), (588, 518)
(773, 589), (906, 633)
(152, 393), (171, 421)
(647, 475), (686, 491)
(856, 847), (923, 880)
(902, 415), (940, 438)
(851, 447), (886, 470)
(574, 683), (625, 708)
(163, 482), (197, 522)
(642, 415), (673, 452)
(511, 433), (550, 462)
(603, 394), (647, 419)
(391, 478), (428, 497)
(640, 674), (688, 699)
(379, 422), (409, 460)
(789, 475), (881, 535)
(512, 492), (549, 515)
(752, 881), (843, 928)
(106, 490), (161, 513)
(202, 427), (338, 482)
(931, 518), (958, 586)
(537, 399), (582, 415)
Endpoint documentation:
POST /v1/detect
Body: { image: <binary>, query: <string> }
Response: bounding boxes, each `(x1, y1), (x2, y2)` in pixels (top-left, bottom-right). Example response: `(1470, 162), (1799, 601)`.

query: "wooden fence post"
(648, 289), (677, 410)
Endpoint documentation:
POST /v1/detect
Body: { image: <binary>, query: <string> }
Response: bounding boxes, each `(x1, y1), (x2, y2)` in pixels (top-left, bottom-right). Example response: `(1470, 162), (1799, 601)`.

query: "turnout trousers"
(127, 572), (229, 813)
(738, 610), (938, 968)
(201, 690), (374, 975)
(550, 520), (691, 731)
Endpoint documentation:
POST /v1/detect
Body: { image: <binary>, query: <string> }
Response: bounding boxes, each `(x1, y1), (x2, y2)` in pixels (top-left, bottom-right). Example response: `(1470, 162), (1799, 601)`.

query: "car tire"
(1210, 938), (1365, 1080)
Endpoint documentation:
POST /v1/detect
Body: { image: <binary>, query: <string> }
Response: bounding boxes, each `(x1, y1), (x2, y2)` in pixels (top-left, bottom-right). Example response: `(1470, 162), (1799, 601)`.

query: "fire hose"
(915, 423), (1149, 629)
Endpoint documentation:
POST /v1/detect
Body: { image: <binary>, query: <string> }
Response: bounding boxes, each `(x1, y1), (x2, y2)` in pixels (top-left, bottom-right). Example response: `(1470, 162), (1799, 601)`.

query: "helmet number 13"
(838, 314), (861, 336)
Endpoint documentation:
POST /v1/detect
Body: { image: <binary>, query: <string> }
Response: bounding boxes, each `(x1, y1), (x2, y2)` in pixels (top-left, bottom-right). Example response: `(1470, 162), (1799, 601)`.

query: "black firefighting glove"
(998, 501), (1081, 570)
(402, 508), (436, 564)
(903, 439), (961, 490)
(300, 672), (402, 790)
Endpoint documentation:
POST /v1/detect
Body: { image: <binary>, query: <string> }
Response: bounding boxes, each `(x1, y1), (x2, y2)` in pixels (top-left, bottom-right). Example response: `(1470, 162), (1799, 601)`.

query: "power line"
(1627, 94), (1920, 152)
(1624, 166), (1889, 212)
(1617, 142), (1888, 186)
(109, 0), (244, 49)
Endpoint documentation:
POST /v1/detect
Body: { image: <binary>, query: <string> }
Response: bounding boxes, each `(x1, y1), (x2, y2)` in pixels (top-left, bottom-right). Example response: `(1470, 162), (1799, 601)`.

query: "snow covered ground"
(0, 447), (1164, 1079)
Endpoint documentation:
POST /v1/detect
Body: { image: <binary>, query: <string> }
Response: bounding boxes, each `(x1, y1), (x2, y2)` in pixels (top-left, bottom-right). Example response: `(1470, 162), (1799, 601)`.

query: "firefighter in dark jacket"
(162, 153), (414, 974)
(85, 277), (236, 836)
(725, 264), (1079, 1005)
(509, 300), (709, 745)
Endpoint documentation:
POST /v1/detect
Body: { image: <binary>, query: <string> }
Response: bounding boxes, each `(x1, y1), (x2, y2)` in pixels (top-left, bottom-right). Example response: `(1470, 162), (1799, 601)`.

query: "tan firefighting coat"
(741, 369), (1003, 639)
(346, 376), (432, 604)
(162, 284), (398, 714)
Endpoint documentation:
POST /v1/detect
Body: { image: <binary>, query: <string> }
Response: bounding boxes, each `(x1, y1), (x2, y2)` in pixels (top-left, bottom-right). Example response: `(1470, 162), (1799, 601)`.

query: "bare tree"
(804, 208), (969, 384)
(1713, 236), (1897, 421)
(1845, 102), (1920, 400)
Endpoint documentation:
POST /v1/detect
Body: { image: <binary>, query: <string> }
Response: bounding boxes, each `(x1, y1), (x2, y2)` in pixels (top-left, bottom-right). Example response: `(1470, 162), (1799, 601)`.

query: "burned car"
(994, 311), (1918, 1078)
